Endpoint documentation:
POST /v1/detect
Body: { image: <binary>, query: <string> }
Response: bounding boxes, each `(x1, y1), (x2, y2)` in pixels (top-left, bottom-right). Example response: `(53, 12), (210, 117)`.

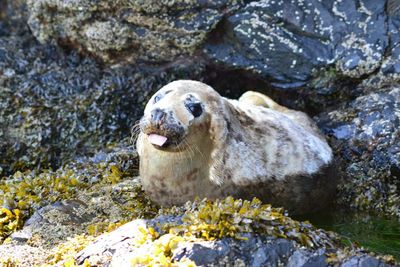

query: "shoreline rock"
(317, 86), (400, 218)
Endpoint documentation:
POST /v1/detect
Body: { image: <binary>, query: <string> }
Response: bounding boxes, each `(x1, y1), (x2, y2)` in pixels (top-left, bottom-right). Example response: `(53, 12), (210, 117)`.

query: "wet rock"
(26, 0), (393, 89)
(75, 210), (393, 267)
(0, 20), (205, 176)
(173, 240), (232, 266)
(341, 255), (386, 267)
(27, 0), (243, 63)
(383, 0), (400, 79)
(0, 0), (28, 37)
(317, 87), (400, 217)
(24, 0), (400, 112)
(287, 249), (328, 267)
(172, 238), (296, 266)
(204, 0), (389, 89)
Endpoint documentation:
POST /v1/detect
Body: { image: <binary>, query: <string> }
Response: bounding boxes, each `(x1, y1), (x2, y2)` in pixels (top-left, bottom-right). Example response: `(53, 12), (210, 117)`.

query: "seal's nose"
(151, 108), (166, 126)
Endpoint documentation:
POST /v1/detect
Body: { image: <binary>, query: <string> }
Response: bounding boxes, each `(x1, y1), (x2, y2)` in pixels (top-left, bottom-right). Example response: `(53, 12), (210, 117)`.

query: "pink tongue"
(148, 134), (168, 146)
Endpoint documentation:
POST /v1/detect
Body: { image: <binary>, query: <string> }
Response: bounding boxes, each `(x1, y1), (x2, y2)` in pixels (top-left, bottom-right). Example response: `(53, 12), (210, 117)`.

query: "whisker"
(130, 119), (147, 145)
(184, 139), (194, 168)
(193, 144), (206, 160)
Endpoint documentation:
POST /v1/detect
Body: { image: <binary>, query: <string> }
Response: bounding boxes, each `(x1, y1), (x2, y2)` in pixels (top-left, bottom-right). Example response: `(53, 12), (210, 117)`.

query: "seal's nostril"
(151, 108), (166, 125)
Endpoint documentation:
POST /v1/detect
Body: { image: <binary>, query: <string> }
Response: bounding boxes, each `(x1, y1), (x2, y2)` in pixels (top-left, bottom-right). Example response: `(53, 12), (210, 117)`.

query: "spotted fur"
(137, 80), (336, 214)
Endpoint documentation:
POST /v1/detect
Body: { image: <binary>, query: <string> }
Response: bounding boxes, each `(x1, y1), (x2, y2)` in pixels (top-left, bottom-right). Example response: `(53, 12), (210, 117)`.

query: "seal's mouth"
(148, 133), (168, 147)
(146, 131), (184, 150)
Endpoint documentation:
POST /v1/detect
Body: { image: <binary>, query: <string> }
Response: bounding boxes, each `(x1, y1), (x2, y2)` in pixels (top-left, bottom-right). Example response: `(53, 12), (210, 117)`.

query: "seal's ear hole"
(186, 102), (203, 117)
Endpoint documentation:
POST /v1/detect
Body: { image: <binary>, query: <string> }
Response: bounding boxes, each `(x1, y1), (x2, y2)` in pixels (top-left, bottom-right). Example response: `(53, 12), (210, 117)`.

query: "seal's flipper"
(239, 91), (287, 112)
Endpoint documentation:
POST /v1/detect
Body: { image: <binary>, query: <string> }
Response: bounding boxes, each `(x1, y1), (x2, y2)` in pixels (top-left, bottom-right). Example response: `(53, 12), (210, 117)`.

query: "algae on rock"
(0, 147), (159, 244)
(0, 27), (206, 176)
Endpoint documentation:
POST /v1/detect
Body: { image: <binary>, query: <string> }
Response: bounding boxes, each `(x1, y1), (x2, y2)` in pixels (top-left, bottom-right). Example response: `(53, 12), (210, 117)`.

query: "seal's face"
(140, 81), (216, 151)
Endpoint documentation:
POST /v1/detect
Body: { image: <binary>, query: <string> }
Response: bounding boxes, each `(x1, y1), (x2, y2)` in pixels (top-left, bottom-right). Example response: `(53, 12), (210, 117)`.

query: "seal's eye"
(186, 102), (203, 117)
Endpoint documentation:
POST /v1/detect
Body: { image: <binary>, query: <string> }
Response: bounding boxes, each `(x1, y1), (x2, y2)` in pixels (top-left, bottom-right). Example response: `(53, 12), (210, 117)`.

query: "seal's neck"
(138, 134), (218, 205)
(139, 133), (213, 183)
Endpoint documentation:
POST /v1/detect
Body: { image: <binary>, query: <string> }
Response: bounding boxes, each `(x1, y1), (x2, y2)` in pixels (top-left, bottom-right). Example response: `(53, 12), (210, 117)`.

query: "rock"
(27, 0), (242, 64)
(75, 205), (393, 267)
(341, 255), (386, 267)
(172, 238), (296, 267)
(75, 219), (147, 266)
(26, 0), (394, 88)
(1, 194), (395, 266)
(317, 86), (400, 217)
(11, 200), (95, 245)
(0, 243), (48, 266)
(0, 11), (206, 176)
(24, 0), (400, 112)
(0, 147), (158, 248)
(287, 249), (328, 267)
(204, 0), (389, 89)
(28, 0), (397, 88)
(173, 240), (232, 266)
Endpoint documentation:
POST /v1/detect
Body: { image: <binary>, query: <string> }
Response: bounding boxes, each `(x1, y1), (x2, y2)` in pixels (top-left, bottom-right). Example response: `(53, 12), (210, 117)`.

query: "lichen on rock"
(317, 86), (400, 218)
(204, 0), (389, 88)
(26, 0), (243, 63)
(44, 234), (95, 267)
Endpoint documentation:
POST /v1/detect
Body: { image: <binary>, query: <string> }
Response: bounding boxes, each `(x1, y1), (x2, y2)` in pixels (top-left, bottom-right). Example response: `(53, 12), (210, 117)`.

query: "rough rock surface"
(2, 146), (158, 243)
(0, 147), (158, 265)
(0, 2), (205, 176)
(27, 0), (243, 63)
(0, 244), (48, 266)
(26, 0), (400, 92)
(205, 0), (388, 86)
(317, 87), (400, 217)
(75, 214), (392, 267)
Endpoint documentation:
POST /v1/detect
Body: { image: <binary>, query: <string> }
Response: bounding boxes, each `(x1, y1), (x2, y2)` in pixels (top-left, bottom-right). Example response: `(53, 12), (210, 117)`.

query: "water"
(297, 209), (400, 259)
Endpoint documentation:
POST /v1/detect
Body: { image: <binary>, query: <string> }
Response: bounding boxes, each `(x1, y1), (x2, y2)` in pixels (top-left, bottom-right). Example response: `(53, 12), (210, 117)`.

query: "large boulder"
(27, 0), (242, 63)
(317, 86), (400, 217)
(26, 0), (400, 93)
(205, 0), (388, 87)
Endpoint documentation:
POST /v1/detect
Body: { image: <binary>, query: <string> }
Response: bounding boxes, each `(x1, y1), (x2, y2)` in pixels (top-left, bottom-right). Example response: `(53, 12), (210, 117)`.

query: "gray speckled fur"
(138, 80), (336, 214)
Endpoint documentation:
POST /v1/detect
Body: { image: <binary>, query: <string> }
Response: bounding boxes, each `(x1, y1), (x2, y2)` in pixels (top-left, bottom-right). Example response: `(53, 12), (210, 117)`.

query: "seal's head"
(139, 80), (226, 152)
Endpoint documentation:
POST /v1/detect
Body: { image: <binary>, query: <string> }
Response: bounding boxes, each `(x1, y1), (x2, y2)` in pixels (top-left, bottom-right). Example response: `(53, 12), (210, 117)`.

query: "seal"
(136, 80), (336, 214)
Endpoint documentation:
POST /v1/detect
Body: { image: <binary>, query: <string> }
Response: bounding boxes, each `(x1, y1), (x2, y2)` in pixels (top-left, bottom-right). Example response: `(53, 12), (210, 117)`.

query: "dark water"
(296, 209), (400, 259)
